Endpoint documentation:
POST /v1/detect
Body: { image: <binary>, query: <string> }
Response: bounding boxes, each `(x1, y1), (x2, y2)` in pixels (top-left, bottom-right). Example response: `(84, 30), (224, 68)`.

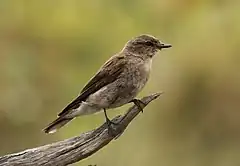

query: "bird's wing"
(58, 54), (126, 116)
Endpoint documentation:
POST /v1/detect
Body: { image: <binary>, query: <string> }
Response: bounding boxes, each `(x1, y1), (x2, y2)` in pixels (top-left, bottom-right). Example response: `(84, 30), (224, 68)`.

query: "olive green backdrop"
(0, 0), (239, 166)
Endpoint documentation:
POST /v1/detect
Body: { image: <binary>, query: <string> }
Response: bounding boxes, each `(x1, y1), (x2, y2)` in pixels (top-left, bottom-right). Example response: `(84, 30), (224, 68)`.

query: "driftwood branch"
(0, 93), (162, 166)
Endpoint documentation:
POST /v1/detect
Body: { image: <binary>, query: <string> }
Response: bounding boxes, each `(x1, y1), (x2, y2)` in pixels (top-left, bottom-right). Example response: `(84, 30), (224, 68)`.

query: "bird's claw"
(106, 119), (119, 137)
(130, 99), (146, 113)
(104, 109), (119, 137)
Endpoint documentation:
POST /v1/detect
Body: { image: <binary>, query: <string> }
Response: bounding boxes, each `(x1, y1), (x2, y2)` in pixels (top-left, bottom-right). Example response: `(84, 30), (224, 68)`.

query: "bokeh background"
(0, 0), (240, 166)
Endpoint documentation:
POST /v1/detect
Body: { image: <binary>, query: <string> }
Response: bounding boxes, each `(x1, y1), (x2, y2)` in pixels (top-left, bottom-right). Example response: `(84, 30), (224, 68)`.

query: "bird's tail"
(43, 117), (73, 134)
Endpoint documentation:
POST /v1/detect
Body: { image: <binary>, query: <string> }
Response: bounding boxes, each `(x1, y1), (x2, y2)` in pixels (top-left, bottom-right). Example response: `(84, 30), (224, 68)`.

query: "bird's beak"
(157, 43), (172, 50)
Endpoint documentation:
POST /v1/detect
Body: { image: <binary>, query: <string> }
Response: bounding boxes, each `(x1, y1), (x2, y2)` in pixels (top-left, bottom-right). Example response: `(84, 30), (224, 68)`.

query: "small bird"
(43, 34), (171, 133)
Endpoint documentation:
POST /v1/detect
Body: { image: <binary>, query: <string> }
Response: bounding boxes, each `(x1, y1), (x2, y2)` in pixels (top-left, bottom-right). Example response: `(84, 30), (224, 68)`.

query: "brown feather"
(58, 55), (126, 116)
(43, 117), (73, 134)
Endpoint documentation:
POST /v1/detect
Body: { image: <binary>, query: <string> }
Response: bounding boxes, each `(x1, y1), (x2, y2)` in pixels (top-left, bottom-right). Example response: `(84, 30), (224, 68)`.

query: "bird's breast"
(142, 58), (152, 74)
(130, 58), (152, 92)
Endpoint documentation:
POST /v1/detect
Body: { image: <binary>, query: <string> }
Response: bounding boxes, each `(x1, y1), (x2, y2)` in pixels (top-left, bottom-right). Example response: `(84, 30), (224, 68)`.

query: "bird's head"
(123, 34), (172, 58)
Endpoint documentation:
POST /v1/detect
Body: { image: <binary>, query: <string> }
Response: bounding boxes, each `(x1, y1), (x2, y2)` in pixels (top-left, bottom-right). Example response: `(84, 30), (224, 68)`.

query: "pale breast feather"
(142, 58), (152, 75)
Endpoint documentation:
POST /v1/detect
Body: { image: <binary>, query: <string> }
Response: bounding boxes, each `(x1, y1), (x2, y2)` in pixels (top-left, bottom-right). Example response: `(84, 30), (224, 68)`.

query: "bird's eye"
(145, 41), (154, 46)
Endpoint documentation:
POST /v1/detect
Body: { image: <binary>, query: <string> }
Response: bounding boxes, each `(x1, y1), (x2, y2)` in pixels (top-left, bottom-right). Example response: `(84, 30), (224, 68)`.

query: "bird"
(43, 34), (172, 134)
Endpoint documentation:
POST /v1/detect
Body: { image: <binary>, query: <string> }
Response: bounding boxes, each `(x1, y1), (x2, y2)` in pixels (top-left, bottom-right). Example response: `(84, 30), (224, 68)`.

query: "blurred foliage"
(0, 0), (240, 166)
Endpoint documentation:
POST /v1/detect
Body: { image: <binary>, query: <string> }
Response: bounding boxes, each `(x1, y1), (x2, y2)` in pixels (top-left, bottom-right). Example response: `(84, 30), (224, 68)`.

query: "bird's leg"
(104, 109), (118, 127)
(129, 99), (146, 113)
(104, 109), (119, 137)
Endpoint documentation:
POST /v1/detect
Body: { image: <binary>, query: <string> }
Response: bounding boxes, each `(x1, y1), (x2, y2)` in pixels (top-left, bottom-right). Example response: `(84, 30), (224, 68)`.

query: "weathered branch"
(0, 92), (162, 166)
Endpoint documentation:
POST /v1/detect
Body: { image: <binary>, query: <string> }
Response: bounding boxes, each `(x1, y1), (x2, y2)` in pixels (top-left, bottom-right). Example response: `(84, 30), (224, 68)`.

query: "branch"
(0, 92), (162, 166)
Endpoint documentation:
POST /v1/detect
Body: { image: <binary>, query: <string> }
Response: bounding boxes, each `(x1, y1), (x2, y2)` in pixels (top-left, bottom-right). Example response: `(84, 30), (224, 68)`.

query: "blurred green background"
(0, 0), (240, 166)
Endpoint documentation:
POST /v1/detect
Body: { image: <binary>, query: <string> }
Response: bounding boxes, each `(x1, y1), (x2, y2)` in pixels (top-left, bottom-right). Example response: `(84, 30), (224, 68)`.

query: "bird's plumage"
(43, 34), (171, 133)
(58, 54), (126, 117)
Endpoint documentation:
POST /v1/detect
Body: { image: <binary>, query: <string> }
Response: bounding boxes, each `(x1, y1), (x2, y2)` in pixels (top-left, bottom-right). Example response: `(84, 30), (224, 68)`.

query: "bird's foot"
(104, 109), (119, 137)
(106, 117), (118, 126)
(106, 119), (119, 137)
(130, 99), (146, 113)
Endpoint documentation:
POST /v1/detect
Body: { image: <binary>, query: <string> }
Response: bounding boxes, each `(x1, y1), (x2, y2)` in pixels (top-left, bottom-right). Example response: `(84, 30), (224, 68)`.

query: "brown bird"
(43, 34), (171, 133)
